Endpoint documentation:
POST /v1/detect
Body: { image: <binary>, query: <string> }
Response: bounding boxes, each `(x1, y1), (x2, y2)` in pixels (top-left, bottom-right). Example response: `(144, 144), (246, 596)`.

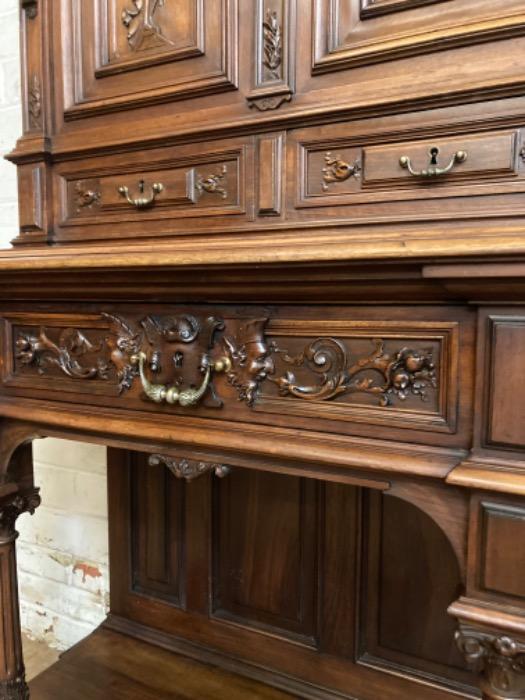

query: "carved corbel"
(149, 454), (230, 481)
(456, 627), (525, 699)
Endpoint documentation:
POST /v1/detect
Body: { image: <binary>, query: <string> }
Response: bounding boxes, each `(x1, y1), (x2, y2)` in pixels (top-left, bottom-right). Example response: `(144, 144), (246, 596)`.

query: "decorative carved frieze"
(456, 627), (525, 698)
(11, 315), (441, 414)
(268, 338), (437, 407)
(247, 0), (295, 111)
(149, 454), (230, 481)
(122, 0), (173, 52)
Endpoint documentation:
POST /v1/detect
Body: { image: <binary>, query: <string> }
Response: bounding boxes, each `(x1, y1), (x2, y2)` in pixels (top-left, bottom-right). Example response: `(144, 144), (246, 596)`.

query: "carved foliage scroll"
(247, 0), (295, 111)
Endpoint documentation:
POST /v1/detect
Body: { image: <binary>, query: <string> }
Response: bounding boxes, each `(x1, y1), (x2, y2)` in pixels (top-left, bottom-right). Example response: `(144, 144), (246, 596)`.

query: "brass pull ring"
(399, 147), (467, 178)
(118, 180), (164, 209)
(131, 352), (231, 407)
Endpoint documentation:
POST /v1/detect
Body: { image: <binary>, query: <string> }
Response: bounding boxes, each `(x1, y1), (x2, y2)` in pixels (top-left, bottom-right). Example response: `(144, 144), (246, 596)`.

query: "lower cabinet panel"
(108, 450), (475, 700)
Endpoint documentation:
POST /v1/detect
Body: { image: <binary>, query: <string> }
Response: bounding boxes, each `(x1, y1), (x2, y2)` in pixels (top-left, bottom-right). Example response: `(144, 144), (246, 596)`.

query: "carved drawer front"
(57, 0), (237, 119)
(291, 125), (524, 224)
(55, 137), (252, 242)
(1, 307), (473, 447)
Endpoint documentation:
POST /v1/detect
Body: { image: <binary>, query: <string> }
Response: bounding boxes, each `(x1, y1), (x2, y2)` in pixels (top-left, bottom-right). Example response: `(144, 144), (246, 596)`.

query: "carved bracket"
(149, 454), (230, 481)
(456, 627), (525, 698)
(0, 489), (41, 543)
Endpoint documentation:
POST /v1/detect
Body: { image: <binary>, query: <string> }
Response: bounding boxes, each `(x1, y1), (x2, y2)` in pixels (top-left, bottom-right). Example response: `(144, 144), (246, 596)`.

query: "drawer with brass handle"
(54, 136), (254, 243)
(290, 123), (525, 226)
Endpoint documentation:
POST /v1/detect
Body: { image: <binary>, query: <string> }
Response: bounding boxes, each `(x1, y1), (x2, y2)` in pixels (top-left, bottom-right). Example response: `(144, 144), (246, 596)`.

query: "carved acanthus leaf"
(149, 454), (230, 481)
(322, 152), (361, 191)
(263, 10), (282, 79)
(28, 74), (41, 129)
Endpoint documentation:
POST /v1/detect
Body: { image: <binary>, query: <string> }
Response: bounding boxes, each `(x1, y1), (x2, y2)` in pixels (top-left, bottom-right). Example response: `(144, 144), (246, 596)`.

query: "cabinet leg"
(456, 627), (525, 700)
(0, 490), (40, 700)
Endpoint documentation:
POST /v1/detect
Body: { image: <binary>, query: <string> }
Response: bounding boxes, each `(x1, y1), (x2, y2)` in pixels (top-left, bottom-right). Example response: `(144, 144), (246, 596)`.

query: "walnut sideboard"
(2, 1), (525, 699)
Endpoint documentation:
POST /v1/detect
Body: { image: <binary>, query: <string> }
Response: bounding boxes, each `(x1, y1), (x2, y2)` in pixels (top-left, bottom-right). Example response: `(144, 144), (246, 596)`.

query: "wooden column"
(0, 488), (40, 700)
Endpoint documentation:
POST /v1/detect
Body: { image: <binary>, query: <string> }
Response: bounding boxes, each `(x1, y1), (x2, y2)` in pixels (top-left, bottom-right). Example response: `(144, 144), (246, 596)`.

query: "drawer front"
(0, 306), (474, 448)
(291, 124), (524, 223)
(55, 137), (254, 242)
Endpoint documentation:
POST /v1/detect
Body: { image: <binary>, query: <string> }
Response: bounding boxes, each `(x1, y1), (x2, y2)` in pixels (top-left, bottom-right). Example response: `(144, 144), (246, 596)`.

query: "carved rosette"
(149, 454), (230, 481)
(456, 628), (525, 698)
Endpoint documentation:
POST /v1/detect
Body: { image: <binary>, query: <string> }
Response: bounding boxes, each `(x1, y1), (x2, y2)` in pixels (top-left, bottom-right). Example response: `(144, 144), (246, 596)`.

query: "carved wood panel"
(255, 319), (460, 434)
(313, 0), (525, 74)
(62, 0), (238, 118)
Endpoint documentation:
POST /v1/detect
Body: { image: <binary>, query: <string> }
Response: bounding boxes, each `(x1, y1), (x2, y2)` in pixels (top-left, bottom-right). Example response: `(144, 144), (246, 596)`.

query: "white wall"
(0, 0), (110, 651)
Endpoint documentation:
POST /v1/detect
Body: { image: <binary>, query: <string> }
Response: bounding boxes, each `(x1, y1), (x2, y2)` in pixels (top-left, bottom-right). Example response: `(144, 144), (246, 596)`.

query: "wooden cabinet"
(2, 1), (525, 699)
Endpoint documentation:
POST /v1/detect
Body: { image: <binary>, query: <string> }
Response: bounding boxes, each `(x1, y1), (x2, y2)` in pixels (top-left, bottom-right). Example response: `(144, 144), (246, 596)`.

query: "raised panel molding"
(313, 0), (525, 74)
(360, 0), (445, 19)
(247, 0), (295, 111)
(64, 0), (238, 119)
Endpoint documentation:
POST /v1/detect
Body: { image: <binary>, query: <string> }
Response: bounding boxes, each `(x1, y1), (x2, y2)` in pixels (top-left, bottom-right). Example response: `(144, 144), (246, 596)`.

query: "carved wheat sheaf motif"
(122, 0), (173, 51)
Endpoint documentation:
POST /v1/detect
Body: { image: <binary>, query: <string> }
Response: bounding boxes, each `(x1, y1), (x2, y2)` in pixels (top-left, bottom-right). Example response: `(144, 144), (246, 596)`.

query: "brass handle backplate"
(399, 147), (467, 178)
(131, 351), (231, 407)
(118, 179), (164, 209)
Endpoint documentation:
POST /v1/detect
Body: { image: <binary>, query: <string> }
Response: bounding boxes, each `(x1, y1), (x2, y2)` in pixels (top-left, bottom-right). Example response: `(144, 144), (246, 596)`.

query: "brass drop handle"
(399, 147), (467, 178)
(118, 179), (164, 209)
(131, 352), (231, 407)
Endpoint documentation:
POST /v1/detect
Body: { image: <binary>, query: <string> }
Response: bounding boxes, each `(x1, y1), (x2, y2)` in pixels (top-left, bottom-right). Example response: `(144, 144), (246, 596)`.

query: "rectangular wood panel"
(478, 501), (525, 601)
(484, 317), (525, 450)
(212, 469), (319, 644)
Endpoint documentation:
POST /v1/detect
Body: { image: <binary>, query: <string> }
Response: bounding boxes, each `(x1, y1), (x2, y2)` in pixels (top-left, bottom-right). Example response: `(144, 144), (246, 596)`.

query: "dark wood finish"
(2, 1), (525, 699)
(29, 627), (296, 699)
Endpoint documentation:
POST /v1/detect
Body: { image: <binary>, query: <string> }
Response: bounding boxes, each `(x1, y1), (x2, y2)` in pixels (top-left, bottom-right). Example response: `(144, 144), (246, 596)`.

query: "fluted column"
(0, 489), (40, 700)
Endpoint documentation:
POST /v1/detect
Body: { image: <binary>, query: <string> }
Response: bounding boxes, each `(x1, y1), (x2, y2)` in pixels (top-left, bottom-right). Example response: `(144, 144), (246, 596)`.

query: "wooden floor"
(29, 628), (298, 699)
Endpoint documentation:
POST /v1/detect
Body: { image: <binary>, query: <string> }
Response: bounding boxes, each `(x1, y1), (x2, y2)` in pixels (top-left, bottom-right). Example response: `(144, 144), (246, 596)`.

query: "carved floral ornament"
(13, 314), (438, 410)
